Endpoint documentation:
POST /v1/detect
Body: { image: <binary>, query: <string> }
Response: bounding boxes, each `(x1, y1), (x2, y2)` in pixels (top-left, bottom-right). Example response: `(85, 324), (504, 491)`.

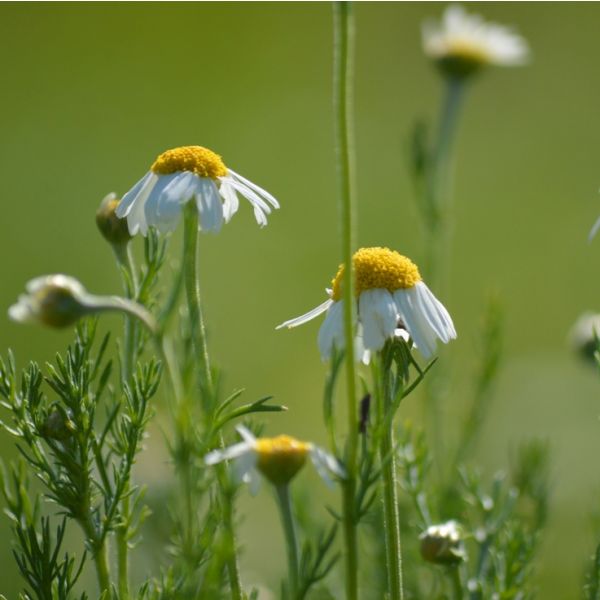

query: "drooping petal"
(227, 168), (280, 209)
(195, 179), (224, 233)
(309, 446), (345, 488)
(276, 299), (334, 330)
(205, 441), (252, 465)
(317, 301), (345, 360)
(358, 289), (398, 351)
(219, 181), (240, 222)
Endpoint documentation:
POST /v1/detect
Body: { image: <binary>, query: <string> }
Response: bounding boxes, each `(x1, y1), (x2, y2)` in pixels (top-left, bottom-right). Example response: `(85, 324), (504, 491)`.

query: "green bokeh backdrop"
(1, 2), (599, 597)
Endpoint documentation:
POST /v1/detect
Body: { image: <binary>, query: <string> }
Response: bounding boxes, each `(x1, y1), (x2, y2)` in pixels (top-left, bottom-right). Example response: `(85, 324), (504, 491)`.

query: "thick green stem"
(80, 515), (110, 594)
(375, 359), (404, 600)
(449, 565), (463, 600)
(333, 3), (359, 599)
(182, 207), (242, 599)
(275, 485), (299, 598)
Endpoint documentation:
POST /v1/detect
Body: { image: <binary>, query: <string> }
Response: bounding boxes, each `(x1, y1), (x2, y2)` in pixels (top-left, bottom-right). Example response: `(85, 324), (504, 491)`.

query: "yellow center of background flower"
(256, 435), (310, 486)
(443, 39), (490, 65)
(151, 146), (227, 178)
(331, 247), (422, 301)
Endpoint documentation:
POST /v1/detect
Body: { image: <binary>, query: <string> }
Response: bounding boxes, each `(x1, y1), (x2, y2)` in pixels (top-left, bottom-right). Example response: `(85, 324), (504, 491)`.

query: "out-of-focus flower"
(569, 312), (600, 363)
(422, 4), (529, 78)
(9, 275), (94, 328)
(420, 520), (466, 565)
(205, 425), (344, 492)
(9, 275), (158, 333)
(96, 192), (132, 246)
(116, 145), (279, 236)
(277, 247), (456, 362)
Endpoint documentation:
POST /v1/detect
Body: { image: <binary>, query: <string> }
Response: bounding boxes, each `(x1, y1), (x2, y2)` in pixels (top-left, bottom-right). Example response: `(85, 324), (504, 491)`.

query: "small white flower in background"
(9, 275), (93, 328)
(277, 247), (456, 363)
(422, 4), (529, 78)
(116, 145), (279, 236)
(205, 425), (344, 492)
(589, 214), (600, 242)
(569, 312), (600, 363)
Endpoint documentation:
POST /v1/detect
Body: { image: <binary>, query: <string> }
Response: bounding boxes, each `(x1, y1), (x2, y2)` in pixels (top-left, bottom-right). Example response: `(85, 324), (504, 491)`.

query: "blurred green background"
(1, 2), (599, 597)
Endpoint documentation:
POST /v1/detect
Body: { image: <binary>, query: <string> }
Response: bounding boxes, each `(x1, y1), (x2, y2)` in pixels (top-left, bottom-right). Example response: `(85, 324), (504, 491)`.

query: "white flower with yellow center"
(277, 247), (456, 362)
(205, 426), (344, 493)
(422, 5), (529, 77)
(116, 145), (279, 235)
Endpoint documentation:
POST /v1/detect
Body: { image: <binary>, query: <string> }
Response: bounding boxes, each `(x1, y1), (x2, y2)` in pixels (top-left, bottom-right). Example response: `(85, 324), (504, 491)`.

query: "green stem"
(333, 3), (359, 599)
(375, 358), (404, 600)
(80, 515), (110, 594)
(449, 565), (463, 600)
(424, 76), (465, 294)
(113, 242), (138, 600)
(275, 485), (300, 598)
(182, 206), (242, 600)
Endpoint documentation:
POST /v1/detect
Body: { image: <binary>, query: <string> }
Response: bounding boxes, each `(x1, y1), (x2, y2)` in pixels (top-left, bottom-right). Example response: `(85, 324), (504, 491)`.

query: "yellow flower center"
(256, 435), (310, 486)
(151, 146), (227, 178)
(444, 39), (490, 65)
(331, 247), (422, 301)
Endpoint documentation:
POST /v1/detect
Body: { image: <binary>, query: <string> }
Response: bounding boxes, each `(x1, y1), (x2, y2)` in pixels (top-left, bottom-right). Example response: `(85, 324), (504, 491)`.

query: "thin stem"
(374, 358), (404, 600)
(333, 3), (359, 599)
(275, 485), (300, 598)
(80, 515), (110, 594)
(182, 206), (242, 600)
(113, 241), (138, 600)
(424, 76), (465, 294)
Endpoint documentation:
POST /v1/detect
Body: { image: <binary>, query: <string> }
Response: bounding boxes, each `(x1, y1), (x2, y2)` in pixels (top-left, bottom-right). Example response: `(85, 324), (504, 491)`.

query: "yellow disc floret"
(151, 145), (227, 178)
(256, 435), (310, 486)
(331, 247), (422, 301)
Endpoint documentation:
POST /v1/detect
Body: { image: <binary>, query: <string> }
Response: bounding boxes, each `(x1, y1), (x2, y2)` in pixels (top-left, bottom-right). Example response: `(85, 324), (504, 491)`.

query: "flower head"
(96, 192), (132, 246)
(277, 247), (456, 362)
(116, 145), (279, 236)
(9, 275), (93, 328)
(205, 425), (344, 492)
(419, 520), (466, 565)
(422, 5), (529, 78)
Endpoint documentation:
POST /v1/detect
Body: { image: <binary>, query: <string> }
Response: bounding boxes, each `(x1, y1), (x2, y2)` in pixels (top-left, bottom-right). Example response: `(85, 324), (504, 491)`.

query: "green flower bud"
(96, 192), (132, 246)
(40, 409), (75, 441)
(420, 520), (466, 566)
(9, 275), (91, 328)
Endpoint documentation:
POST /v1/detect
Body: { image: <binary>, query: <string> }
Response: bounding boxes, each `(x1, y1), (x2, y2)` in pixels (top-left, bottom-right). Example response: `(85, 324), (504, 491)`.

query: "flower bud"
(96, 192), (132, 246)
(569, 312), (600, 364)
(255, 435), (309, 486)
(420, 520), (466, 565)
(9, 275), (91, 328)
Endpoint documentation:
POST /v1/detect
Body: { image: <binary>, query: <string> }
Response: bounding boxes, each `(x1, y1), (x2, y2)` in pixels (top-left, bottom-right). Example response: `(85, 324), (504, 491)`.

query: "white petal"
(227, 168), (280, 209)
(245, 467), (262, 496)
(195, 179), (224, 233)
(394, 288), (437, 359)
(235, 425), (257, 445)
(226, 178), (272, 215)
(116, 171), (153, 218)
(309, 446), (345, 488)
(144, 173), (181, 230)
(205, 441), (252, 465)
(219, 181), (240, 222)
(233, 449), (258, 485)
(414, 282), (456, 343)
(317, 301), (345, 361)
(276, 299), (333, 330)
(124, 172), (158, 236)
(358, 289), (398, 351)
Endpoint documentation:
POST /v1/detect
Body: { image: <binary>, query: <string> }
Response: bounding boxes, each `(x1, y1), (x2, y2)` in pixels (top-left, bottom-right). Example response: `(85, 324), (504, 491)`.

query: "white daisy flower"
(419, 520), (466, 565)
(568, 311), (600, 363)
(205, 425), (344, 493)
(115, 145), (279, 236)
(422, 4), (529, 77)
(277, 247), (456, 362)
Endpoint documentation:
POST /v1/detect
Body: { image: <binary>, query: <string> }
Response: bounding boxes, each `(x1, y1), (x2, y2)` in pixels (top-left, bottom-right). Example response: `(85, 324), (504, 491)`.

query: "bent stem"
(334, 3), (359, 599)
(182, 206), (242, 600)
(275, 485), (300, 598)
(373, 358), (404, 600)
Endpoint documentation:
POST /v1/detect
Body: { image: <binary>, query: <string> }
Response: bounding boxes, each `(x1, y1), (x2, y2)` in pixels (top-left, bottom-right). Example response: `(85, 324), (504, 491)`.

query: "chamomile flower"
(205, 425), (344, 493)
(277, 247), (456, 362)
(422, 4), (529, 78)
(116, 145), (279, 236)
